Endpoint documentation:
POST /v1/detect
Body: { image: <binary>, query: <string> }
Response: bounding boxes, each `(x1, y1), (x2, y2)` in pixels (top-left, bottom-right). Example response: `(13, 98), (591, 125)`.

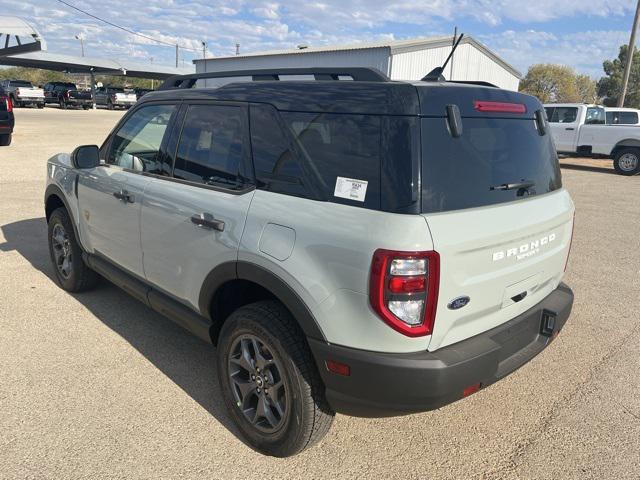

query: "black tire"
(217, 300), (334, 457)
(47, 207), (99, 292)
(82, 105), (91, 110)
(37, 103), (44, 109)
(613, 147), (640, 176)
(0, 134), (11, 146)
(59, 99), (67, 110)
(107, 100), (114, 111)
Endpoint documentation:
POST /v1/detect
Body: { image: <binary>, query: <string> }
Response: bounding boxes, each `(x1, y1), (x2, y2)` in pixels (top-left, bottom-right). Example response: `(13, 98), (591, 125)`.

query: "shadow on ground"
(559, 162), (617, 175)
(0, 216), (242, 441)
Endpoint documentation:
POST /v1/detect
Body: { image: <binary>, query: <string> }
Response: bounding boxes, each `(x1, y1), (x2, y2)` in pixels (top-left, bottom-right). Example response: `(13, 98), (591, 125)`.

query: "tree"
(0, 67), (72, 86)
(519, 64), (597, 103)
(597, 44), (640, 107)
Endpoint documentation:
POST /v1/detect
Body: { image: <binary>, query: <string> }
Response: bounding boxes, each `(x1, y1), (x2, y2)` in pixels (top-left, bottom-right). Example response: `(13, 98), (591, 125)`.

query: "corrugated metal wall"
(195, 43), (519, 91)
(390, 43), (519, 90)
(197, 48), (390, 87)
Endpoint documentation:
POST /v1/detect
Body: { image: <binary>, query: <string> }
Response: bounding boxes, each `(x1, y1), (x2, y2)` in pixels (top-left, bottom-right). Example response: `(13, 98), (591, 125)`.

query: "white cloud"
(479, 29), (631, 78)
(0, 0), (635, 77)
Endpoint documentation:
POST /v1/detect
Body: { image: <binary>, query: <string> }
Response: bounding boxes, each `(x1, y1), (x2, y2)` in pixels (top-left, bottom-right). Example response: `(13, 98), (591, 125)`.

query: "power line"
(54, 0), (199, 52)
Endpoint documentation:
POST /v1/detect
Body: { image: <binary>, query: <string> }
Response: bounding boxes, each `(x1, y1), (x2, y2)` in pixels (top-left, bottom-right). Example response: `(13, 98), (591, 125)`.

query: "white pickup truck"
(544, 103), (640, 175)
(0, 79), (45, 109)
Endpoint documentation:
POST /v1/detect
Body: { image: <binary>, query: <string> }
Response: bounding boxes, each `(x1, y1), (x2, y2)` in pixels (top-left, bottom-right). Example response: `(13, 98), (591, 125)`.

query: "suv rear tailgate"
(417, 84), (574, 352)
(423, 191), (573, 351)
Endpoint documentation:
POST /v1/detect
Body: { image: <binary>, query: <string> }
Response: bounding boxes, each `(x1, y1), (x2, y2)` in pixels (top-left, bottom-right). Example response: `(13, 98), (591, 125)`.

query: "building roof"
(0, 50), (194, 80)
(195, 36), (522, 79)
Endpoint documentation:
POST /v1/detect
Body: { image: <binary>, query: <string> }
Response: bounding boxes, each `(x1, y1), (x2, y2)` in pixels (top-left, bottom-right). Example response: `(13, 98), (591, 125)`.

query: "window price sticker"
(334, 177), (368, 202)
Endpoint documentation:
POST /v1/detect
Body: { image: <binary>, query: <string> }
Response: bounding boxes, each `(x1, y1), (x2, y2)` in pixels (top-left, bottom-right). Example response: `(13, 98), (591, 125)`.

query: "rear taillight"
(1, 96), (12, 113)
(474, 100), (526, 114)
(369, 250), (440, 337)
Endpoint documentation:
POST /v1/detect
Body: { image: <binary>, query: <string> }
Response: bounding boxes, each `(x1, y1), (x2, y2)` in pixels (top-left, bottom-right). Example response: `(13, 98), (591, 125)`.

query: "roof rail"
(158, 67), (390, 90)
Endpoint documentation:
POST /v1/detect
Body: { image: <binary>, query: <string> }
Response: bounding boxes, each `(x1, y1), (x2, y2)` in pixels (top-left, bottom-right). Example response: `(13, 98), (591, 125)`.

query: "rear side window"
(279, 112), (419, 212)
(545, 107), (577, 123)
(249, 104), (309, 198)
(421, 117), (561, 213)
(173, 104), (249, 188)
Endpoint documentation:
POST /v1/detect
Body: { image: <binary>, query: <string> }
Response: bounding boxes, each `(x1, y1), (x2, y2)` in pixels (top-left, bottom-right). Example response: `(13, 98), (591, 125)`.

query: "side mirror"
(71, 145), (100, 169)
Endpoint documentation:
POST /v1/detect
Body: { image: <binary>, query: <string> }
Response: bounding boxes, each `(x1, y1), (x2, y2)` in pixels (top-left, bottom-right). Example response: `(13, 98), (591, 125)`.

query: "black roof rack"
(158, 67), (390, 90)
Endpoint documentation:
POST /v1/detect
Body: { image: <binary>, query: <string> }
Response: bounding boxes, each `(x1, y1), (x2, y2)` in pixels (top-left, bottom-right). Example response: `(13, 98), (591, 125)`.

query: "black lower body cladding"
(309, 283), (573, 417)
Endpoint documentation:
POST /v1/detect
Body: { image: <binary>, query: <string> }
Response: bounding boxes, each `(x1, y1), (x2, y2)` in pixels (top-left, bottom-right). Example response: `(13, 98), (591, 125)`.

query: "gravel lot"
(1, 108), (639, 479)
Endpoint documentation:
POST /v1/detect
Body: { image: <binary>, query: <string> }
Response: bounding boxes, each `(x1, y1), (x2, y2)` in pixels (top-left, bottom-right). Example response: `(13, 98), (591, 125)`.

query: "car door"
(141, 102), (255, 310)
(77, 103), (178, 277)
(546, 106), (579, 152)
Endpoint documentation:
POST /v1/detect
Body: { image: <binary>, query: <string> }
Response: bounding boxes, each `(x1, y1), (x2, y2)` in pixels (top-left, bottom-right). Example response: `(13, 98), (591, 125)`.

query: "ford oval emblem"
(448, 296), (470, 310)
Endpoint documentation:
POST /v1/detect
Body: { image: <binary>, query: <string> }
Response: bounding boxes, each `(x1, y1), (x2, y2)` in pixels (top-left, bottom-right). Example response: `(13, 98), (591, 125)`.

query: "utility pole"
(202, 40), (206, 59)
(619, 0), (640, 107)
(175, 44), (178, 68)
(236, 43), (240, 56)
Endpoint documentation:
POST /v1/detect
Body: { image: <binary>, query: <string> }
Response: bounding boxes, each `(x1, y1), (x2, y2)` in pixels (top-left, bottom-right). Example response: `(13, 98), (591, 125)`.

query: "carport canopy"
(0, 16), (45, 56)
(0, 50), (193, 80)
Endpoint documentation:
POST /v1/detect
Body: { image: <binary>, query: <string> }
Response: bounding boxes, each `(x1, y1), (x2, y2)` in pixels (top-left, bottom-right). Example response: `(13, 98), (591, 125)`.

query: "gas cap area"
(259, 223), (296, 261)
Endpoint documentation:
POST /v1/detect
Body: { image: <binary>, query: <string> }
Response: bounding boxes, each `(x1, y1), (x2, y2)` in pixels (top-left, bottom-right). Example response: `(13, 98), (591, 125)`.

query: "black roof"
(141, 67), (540, 117)
(143, 81), (422, 115)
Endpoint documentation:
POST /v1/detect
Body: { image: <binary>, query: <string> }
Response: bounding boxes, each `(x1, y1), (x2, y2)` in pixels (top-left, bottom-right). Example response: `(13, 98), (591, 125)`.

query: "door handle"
(113, 189), (135, 203)
(565, 127), (575, 130)
(191, 213), (225, 232)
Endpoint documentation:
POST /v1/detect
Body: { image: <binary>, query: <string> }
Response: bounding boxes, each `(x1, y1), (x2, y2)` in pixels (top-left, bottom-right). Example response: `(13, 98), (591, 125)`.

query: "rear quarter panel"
(240, 190), (436, 353)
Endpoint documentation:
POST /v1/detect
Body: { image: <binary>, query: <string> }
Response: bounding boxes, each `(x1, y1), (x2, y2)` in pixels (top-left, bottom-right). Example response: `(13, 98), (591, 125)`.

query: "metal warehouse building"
(194, 36), (521, 90)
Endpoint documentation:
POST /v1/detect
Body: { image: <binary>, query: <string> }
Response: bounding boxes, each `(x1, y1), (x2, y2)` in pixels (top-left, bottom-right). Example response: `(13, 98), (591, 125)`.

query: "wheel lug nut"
(251, 374), (255, 380)
(257, 388), (261, 393)
(265, 389), (269, 395)
(264, 376), (268, 382)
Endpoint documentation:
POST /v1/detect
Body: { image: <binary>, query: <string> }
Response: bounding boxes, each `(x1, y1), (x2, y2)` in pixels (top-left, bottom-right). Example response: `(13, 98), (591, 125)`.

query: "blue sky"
(0, 0), (637, 78)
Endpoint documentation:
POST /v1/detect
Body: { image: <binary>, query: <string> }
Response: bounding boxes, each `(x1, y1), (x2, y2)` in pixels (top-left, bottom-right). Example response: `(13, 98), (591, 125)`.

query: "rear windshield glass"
(12, 81), (33, 88)
(421, 117), (561, 213)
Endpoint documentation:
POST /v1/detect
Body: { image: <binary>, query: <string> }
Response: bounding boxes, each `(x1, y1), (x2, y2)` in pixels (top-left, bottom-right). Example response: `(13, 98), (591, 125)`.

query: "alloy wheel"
(227, 334), (288, 433)
(51, 223), (73, 279)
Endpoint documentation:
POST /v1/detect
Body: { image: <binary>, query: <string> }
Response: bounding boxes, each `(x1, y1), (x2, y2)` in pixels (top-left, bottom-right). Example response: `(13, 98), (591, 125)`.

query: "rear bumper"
(309, 283), (573, 417)
(17, 97), (44, 103)
(67, 98), (93, 105)
(0, 120), (14, 133)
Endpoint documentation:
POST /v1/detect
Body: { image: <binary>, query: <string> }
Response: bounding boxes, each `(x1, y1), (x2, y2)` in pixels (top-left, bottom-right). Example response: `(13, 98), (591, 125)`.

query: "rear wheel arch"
(199, 262), (326, 344)
(611, 139), (640, 157)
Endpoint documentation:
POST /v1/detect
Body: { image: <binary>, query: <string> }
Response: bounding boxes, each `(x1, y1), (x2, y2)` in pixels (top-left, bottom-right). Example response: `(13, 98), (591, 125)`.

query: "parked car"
(133, 87), (154, 100)
(0, 86), (15, 146)
(0, 79), (44, 108)
(604, 107), (640, 126)
(544, 103), (640, 175)
(46, 67), (575, 457)
(43, 82), (93, 109)
(94, 86), (137, 110)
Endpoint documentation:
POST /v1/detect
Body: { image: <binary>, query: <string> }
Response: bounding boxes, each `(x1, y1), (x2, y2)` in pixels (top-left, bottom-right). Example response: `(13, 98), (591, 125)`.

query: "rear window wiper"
(490, 180), (535, 192)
